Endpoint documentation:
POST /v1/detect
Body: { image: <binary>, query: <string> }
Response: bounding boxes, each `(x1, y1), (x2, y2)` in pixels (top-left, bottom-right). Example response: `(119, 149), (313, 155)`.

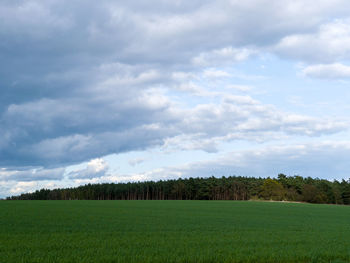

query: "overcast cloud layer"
(1, 0), (350, 197)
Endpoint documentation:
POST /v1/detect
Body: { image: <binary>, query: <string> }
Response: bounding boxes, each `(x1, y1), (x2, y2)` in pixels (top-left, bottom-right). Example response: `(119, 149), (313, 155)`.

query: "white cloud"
(9, 181), (37, 195)
(203, 69), (231, 79)
(138, 141), (350, 180)
(225, 84), (252, 92)
(159, 94), (349, 152)
(276, 19), (350, 63)
(192, 47), (254, 66)
(128, 158), (146, 167)
(302, 63), (350, 79)
(68, 158), (109, 179)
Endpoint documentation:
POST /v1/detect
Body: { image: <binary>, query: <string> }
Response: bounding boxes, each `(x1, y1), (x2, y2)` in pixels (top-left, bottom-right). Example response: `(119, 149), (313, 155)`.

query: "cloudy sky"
(1, 0), (350, 198)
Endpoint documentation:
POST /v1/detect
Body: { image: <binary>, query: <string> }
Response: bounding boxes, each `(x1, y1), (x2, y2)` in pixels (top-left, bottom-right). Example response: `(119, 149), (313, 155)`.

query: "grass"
(1, 200), (350, 263)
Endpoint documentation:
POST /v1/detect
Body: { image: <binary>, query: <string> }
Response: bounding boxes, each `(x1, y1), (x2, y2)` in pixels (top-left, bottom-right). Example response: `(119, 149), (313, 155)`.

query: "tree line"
(7, 174), (350, 205)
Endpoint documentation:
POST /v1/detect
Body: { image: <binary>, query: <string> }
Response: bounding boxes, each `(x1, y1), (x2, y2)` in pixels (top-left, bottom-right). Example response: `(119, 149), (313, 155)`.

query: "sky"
(1, 0), (350, 198)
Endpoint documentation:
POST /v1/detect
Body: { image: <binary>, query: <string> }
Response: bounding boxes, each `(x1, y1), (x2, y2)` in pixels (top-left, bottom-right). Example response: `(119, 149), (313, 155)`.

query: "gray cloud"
(1, 0), (350, 172)
(0, 167), (65, 182)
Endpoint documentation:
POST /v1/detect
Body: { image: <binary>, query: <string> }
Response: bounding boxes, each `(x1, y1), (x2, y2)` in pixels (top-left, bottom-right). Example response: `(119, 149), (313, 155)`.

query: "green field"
(1, 201), (350, 263)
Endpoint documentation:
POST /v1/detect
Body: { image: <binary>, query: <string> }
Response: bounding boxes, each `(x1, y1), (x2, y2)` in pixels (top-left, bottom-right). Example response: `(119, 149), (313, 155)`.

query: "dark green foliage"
(341, 183), (350, 205)
(7, 175), (350, 205)
(259, 178), (285, 200)
(7, 176), (260, 201)
(1, 201), (350, 263)
(302, 184), (324, 203)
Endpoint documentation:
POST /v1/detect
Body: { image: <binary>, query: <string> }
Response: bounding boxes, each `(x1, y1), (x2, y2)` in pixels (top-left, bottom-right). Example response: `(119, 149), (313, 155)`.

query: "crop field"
(1, 201), (350, 263)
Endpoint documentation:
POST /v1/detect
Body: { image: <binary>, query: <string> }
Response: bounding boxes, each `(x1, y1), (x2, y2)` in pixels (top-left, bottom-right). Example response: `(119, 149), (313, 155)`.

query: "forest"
(7, 174), (350, 205)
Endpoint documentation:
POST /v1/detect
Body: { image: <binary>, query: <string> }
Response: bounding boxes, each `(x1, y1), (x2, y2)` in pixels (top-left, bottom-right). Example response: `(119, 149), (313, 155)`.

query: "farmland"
(1, 201), (350, 263)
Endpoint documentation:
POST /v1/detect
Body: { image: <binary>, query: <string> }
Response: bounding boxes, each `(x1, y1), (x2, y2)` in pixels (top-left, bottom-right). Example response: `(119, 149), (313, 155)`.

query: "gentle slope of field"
(1, 200), (350, 263)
